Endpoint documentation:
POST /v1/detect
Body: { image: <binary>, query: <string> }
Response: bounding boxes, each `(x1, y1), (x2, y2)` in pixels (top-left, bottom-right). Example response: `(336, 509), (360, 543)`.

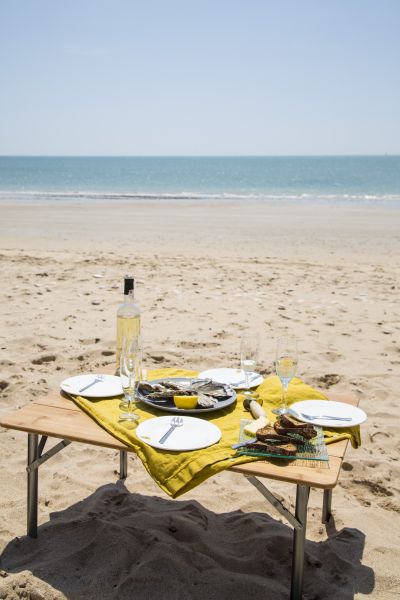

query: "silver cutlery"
(78, 374), (105, 393)
(158, 416), (183, 444)
(234, 373), (260, 387)
(289, 409), (351, 422)
(231, 437), (257, 449)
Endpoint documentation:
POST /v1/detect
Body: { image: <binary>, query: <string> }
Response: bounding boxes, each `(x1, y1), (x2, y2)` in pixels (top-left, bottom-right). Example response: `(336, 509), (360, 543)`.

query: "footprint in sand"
(316, 373), (342, 388)
(178, 341), (220, 349)
(32, 355), (57, 365)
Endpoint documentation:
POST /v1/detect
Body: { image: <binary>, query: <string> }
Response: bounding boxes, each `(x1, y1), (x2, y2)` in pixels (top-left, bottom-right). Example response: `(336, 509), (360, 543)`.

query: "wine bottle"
(116, 275), (141, 370)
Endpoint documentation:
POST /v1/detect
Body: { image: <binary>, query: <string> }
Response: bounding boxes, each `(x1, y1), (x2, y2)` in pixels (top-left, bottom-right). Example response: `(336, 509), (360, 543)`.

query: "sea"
(0, 155), (399, 205)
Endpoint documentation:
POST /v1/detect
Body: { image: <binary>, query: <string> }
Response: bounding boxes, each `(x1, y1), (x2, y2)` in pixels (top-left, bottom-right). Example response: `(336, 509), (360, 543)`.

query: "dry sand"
(0, 198), (399, 599)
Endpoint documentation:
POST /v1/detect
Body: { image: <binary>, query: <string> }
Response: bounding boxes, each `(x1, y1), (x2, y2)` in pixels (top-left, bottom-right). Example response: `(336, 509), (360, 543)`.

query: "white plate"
(60, 374), (123, 398)
(289, 400), (367, 428)
(198, 368), (263, 390)
(136, 416), (221, 451)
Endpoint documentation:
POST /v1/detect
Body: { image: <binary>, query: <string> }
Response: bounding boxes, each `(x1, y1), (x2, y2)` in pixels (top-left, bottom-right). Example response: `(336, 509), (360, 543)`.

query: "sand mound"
(0, 483), (373, 600)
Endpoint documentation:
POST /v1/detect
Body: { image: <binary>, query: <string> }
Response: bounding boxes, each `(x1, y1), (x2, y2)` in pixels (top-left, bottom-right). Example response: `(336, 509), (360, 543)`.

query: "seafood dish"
(137, 378), (237, 414)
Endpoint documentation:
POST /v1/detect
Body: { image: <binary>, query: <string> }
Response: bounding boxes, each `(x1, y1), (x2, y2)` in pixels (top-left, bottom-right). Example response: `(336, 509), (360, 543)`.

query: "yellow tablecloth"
(71, 368), (361, 498)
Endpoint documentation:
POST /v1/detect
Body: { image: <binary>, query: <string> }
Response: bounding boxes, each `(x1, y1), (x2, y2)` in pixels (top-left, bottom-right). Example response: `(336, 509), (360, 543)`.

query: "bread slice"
(256, 426), (306, 446)
(246, 440), (297, 456)
(279, 414), (311, 429)
(274, 421), (316, 440)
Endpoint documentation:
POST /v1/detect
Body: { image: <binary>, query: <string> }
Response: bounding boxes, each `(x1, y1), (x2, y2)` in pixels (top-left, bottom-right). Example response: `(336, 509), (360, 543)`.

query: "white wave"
(0, 190), (399, 204)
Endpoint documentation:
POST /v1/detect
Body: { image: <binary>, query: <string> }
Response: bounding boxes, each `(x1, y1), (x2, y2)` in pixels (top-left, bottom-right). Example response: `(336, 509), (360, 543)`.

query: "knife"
(231, 438), (257, 449)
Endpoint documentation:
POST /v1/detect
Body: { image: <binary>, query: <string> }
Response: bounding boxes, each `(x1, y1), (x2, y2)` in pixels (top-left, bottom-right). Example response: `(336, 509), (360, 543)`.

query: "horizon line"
(0, 153), (399, 159)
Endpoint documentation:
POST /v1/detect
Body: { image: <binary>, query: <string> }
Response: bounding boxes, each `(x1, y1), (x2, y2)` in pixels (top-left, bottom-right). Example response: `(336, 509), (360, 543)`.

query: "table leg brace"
(245, 476), (310, 600)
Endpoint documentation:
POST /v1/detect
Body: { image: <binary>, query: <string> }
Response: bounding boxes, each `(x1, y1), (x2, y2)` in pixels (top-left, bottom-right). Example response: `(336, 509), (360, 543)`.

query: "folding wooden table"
(0, 388), (356, 600)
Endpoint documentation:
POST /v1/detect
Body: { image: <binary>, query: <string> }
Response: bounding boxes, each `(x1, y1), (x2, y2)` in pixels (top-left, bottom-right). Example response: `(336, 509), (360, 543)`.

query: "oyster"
(197, 393), (218, 408)
(160, 381), (182, 391)
(191, 380), (230, 397)
(138, 382), (164, 393)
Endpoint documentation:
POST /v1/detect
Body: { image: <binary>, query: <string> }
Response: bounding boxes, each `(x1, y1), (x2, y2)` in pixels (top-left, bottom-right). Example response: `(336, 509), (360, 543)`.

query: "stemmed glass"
(240, 334), (259, 399)
(273, 336), (298, 415)
(119, 336), (142, 422)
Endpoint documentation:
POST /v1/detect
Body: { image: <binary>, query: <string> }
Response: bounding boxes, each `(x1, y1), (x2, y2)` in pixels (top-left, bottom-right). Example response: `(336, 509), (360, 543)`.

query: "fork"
(78, 374), (105, 393)
(158, 416), (183, 444)
(234, 373), (260, 387)
(298, 412), (352, 422)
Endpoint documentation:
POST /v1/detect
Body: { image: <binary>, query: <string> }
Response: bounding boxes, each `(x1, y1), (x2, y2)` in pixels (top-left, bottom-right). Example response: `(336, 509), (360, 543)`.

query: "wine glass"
(119, 337), (146, 411)
(119, 336), (142, 422)
(240, 334), (259, 399)
(273, 336), (298, 415)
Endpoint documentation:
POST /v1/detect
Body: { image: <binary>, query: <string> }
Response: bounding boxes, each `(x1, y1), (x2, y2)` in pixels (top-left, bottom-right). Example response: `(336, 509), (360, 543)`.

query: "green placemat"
(236, 418), (329, 465)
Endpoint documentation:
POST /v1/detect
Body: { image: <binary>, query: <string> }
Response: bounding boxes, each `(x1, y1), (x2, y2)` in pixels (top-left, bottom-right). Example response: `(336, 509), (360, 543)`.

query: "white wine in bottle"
(116, 275), (141, 370)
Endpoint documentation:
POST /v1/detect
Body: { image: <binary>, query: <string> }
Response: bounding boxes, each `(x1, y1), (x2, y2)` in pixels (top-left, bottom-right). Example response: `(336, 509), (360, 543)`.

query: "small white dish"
(136, 416), (221, 451)
(60, 374), (123, 398)
(198, 367), (263, 390)
(289, 400), (367, 428)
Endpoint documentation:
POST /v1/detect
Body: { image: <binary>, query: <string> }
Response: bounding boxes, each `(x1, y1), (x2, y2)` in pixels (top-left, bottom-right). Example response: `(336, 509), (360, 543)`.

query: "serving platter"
(137, 377), (237, 415)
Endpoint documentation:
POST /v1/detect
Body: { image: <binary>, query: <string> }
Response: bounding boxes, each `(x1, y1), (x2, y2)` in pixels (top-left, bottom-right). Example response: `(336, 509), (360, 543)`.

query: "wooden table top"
(0, 387), (357, 490)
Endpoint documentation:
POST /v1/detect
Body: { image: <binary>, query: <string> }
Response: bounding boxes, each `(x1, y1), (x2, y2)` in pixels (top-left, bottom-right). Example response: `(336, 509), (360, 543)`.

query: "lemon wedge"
(173, 395), (198, 409)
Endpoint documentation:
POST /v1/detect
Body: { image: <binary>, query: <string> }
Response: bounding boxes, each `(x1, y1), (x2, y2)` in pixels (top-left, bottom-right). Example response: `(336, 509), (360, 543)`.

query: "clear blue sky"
(0, 0), (399, 156)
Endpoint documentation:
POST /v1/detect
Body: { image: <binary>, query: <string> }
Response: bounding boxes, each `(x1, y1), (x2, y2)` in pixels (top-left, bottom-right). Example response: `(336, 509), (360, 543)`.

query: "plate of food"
(234, 413), (328, 461)
(136, 377), (237, 414)
(198, 368), (263, 389)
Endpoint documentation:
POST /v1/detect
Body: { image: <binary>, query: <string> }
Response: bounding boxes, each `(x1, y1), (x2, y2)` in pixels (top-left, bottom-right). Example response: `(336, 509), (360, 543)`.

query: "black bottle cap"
(124, 276), (134, 295)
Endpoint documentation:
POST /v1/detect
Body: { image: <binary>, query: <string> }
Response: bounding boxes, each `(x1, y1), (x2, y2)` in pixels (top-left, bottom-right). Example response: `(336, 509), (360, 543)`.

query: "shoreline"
(0, 197), (399, 261)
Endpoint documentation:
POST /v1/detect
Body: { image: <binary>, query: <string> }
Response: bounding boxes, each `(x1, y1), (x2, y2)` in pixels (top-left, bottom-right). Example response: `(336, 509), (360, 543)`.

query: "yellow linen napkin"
(255, 375), (361, 449)
(71, 369), (360, 498)
(72, 368), (260, 498)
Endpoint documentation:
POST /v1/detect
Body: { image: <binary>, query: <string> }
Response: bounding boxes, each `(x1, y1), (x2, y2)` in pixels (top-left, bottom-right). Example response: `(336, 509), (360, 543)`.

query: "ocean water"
(0, 156), (399, 204)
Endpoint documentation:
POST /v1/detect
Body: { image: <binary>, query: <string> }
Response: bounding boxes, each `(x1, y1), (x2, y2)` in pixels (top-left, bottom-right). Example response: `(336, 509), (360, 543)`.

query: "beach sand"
(0, 199), (399, 599)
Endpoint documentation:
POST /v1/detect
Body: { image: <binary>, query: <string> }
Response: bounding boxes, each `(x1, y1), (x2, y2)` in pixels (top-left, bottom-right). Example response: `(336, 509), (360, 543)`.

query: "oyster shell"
(190, 380), (229, 396)
(138, 382), (164, 393)
(197, 393), (218, 408)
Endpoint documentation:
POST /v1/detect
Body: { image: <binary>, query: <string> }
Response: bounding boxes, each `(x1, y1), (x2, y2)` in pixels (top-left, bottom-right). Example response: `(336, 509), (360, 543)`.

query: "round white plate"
(136, 416), (221, 451)
(60, 374), (123, 398)
(289, 400), (367, 428)
(198, 368), (263, 390)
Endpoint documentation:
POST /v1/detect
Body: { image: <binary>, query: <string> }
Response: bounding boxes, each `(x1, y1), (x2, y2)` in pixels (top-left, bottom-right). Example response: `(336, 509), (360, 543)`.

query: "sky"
(0, 0), (399, 156)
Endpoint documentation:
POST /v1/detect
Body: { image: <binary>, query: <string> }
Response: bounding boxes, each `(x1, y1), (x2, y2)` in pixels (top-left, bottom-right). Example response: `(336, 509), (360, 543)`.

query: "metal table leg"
(322, 488), (332, 523)
(26, 434), (71, 538)
(119, 450), (128, 479)
(27, 433), (39, 538)
(245, 476), (310, 599)
(290, 485), (310, 600)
